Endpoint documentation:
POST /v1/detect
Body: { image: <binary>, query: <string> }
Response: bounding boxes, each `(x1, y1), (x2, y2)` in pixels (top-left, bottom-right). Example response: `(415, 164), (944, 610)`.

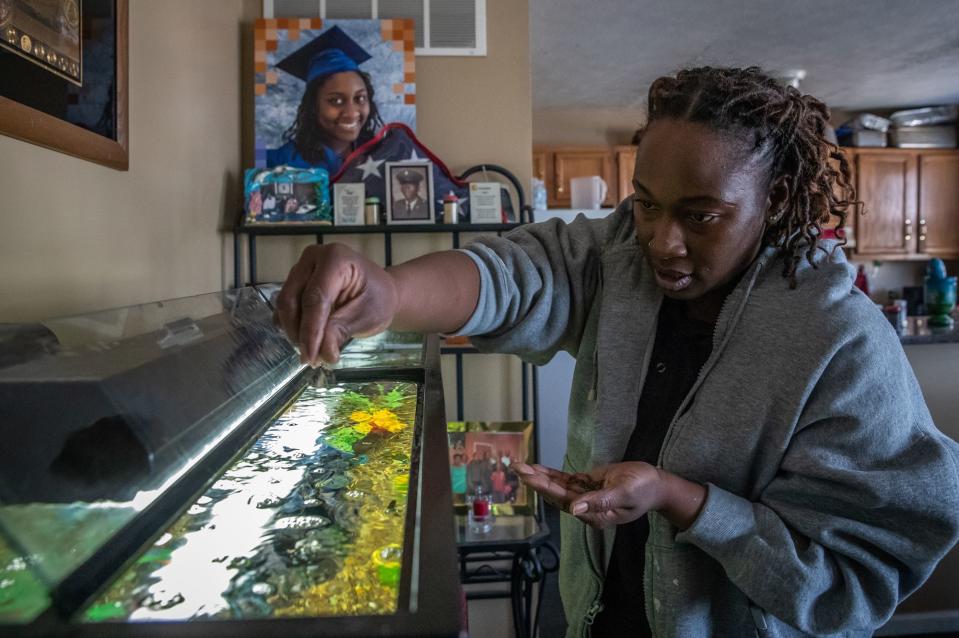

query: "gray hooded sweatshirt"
(456, 202), (959, 637)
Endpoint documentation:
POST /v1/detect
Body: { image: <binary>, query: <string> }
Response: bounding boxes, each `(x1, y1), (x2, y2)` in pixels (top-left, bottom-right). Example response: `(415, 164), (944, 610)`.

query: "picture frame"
(333, 182), (365, 226)
(0, 0), (129, 170)
(468, 182), (503, 223)
(254, 18), (416, 170)
(447, 421), (536, 516)
(243, 166), (332, 224)
(386, 161), (434, 224)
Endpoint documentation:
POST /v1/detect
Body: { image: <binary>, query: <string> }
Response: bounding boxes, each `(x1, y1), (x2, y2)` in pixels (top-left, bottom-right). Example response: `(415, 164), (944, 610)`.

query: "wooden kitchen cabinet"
(615, 145), (637, 204)
(532, 150), (548, 185)
(533, 146), (617, 208)
(851, 150), (917, 256)
(917, 152), (959, 258)
(848, 148), (959, 260)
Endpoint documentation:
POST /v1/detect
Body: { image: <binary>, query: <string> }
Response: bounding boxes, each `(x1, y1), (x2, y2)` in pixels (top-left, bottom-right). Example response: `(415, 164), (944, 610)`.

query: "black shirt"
(591, 298), (714, 637)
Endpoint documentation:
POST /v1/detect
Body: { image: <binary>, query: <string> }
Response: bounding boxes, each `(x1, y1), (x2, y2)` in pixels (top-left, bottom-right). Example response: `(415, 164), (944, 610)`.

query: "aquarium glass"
(335, 331), (425, 369)
(251, 284), (424, 369)
(0, 288), (302, 589)
(83, 380), (418, 622)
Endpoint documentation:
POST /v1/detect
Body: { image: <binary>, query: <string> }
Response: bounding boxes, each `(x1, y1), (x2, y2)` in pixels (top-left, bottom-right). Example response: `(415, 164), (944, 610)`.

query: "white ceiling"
(530, 0), (959, 112)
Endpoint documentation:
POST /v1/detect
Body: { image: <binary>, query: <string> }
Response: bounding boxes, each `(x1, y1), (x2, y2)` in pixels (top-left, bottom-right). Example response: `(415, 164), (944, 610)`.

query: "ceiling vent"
(263, 0), (487, 56)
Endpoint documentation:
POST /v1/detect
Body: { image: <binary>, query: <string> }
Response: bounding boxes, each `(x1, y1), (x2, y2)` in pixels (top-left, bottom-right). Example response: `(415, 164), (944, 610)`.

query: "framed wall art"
(0, 0), (129, 170)
(254, 18), (416, 171)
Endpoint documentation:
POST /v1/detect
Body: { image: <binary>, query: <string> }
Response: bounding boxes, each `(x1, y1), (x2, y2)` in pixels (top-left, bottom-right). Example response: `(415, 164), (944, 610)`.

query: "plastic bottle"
(531, 177), (547, 213)
(442, 191), (459, 224)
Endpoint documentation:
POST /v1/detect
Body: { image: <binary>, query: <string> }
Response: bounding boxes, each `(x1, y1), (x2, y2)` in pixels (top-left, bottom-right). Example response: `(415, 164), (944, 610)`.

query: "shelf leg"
(532, 364), (540, 463)
(521, 361), (529, 422)
(456, 351), (464, 421)
(248, 235), (258, 286)
(233, 230), (241, 289)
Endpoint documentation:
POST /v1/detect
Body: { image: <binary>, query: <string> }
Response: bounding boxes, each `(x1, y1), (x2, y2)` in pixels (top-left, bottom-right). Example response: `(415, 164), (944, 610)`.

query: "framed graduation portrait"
(386, 162), (433, 224)
(254, 18), (416, 173)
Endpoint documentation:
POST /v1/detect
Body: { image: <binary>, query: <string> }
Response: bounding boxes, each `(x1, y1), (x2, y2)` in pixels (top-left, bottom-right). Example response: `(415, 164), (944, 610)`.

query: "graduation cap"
(276, 25), (372, 85)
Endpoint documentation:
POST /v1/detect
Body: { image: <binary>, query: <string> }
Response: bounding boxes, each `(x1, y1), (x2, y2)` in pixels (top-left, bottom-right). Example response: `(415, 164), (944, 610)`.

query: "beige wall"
(533, 106), (644, 146)
(0, 0), (260, 323)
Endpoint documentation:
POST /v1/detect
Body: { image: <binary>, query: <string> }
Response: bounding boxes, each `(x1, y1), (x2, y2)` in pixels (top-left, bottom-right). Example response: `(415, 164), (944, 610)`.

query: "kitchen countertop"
(899, 312), (959, 345)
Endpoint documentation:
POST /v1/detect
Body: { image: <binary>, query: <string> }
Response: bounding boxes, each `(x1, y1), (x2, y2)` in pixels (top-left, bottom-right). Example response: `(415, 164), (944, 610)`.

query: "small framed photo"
(469, 182), (503, 223)
(386, 162), (434, 224)
(447, 421), (536, 516)
(333, 183), (365, 226)
(244, 166), (332, 224)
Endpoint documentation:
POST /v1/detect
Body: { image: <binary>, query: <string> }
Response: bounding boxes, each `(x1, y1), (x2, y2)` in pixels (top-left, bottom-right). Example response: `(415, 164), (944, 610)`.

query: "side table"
(456, 507), (559, 638)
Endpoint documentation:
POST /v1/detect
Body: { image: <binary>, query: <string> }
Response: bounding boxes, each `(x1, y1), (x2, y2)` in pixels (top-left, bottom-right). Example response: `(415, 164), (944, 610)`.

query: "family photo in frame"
(447, 421), (535, 515)
(386, 161), (434, 224)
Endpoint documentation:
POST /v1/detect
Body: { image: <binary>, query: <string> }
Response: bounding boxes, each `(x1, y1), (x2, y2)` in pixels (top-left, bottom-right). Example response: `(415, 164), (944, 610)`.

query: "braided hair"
(283, 70), (384, 166)
(641, 66), (859, 287)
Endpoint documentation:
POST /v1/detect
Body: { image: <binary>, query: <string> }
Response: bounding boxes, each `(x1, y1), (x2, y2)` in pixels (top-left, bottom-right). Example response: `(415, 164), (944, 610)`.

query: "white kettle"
(570, 176), (608, 210)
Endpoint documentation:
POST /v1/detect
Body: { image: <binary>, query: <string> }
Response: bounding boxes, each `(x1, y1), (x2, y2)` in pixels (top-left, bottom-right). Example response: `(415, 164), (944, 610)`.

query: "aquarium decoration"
(83, 380), (418, 622)
(0, 537), (49, 624)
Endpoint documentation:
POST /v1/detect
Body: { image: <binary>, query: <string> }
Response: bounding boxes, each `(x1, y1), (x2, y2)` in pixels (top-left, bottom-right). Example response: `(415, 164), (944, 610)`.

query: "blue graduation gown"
(266, 140), (345, 175)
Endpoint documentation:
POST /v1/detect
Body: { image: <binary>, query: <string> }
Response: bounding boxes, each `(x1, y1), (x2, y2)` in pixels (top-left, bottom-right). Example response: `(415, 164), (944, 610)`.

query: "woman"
(267, 27), (384, 173)
(274, 67), (959, 636)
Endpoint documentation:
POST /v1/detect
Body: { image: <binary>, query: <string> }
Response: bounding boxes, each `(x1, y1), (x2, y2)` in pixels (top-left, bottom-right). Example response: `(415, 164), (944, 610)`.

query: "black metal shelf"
(238, 221), (524, 236)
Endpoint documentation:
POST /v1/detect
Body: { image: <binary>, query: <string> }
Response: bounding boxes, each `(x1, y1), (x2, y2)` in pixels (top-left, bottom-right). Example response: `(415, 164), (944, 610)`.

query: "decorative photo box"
(244, 166), (332, 224)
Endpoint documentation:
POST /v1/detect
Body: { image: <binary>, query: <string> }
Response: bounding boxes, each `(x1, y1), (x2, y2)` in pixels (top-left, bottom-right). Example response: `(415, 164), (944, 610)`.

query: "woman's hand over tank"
(275, 243), (398, 367)
(277, 244), (481, 366)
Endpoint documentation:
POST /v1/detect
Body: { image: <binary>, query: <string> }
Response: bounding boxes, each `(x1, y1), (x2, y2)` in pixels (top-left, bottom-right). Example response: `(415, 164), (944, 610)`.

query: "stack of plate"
(889, 106), (958, 149)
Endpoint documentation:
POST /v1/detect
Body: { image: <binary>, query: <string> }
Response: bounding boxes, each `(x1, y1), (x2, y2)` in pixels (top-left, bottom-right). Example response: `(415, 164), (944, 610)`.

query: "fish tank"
(0, 287), (460, 636)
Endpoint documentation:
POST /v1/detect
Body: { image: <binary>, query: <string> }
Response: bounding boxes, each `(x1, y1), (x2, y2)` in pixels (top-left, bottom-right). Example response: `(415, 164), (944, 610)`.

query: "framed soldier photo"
(386, 161), (434, 224)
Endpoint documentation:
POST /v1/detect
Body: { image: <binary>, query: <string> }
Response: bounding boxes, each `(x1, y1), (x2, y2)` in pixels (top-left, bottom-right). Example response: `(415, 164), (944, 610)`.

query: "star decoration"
(408, 148), (423, 161)
(357, 155), (385, 180)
